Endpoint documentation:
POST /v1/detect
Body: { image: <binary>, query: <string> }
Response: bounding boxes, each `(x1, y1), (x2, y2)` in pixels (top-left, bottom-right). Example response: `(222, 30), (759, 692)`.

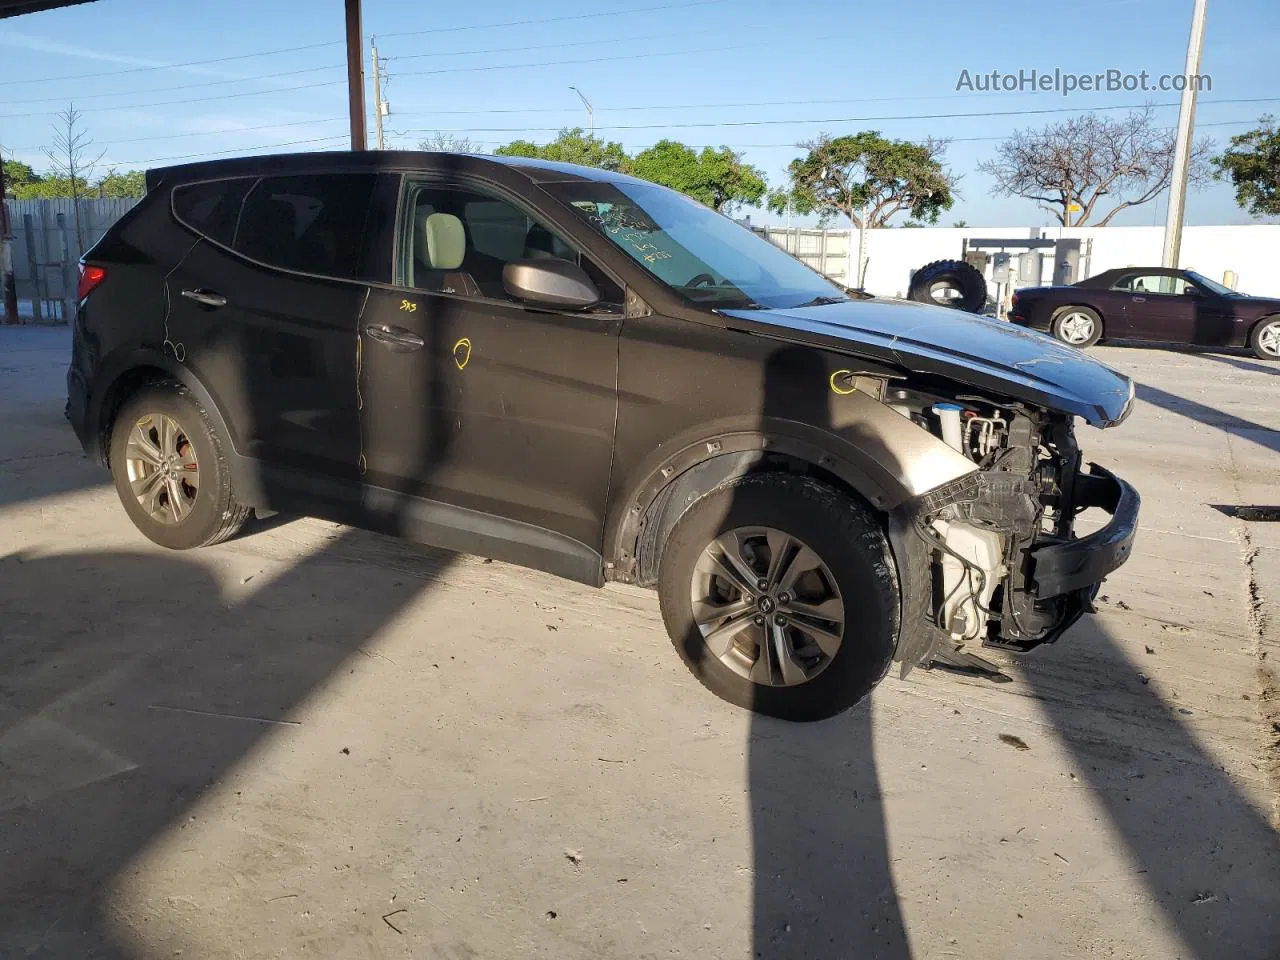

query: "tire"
(1250, 316), (1280, 361)
(1051, 305), (1103, 348)
(907, 259), (987, 313)
(658, 473), (899, 722)
(108, 382), (250, 550)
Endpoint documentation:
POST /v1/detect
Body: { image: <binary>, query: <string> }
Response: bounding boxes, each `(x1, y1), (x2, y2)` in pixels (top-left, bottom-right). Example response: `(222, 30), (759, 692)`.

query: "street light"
(569, 85), (594, 137)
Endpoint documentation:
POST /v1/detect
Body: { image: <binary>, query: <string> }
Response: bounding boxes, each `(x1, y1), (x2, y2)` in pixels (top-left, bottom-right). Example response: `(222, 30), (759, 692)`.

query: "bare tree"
(42, 104), (105, 253)
(416, 132), (481, 154)
(978, 107), (1214, 227)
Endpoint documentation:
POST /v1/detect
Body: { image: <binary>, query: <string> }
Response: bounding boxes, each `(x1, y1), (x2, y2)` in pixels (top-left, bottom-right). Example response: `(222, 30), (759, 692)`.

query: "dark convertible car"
(1009, 267), (1280, 361)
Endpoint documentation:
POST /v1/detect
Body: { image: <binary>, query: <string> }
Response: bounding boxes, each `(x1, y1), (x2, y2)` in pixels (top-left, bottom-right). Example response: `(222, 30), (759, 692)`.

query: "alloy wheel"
(1259, 320), (1280, 357)
(1059, 311), (1096, 345)
(689, 526), (845, 687)
(124, 413), (201, 524)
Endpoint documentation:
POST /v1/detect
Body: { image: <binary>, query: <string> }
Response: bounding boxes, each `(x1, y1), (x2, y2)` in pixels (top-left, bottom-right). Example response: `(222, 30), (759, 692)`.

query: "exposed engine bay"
(884, 382), (1115, 666)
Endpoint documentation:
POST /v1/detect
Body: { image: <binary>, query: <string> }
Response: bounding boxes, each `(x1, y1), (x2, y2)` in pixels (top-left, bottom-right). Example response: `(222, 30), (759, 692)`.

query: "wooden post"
(345, 0), (367, 151)
(23, 213), (39, 322)
(56, 211), (75, 324)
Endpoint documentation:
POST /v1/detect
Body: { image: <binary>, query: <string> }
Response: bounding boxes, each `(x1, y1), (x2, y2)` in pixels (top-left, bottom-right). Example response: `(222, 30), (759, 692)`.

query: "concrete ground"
(2, 325), (1278, 960)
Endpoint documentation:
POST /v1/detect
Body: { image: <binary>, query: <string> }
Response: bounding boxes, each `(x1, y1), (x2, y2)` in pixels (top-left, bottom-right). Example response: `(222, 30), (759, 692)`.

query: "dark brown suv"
(67, 151), (1139, 721)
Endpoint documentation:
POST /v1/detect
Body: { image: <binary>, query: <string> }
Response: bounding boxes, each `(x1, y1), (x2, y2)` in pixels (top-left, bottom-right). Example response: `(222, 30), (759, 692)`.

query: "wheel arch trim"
(89, 348), (267, 508)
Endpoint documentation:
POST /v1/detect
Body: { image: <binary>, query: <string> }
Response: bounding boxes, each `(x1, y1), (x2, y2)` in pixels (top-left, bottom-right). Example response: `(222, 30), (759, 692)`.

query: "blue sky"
(2, 0), (1277, 225)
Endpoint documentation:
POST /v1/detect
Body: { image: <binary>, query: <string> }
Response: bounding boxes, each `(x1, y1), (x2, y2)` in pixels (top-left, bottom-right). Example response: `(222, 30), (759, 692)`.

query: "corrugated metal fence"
(3, 197), (140, 322)
(752, 226), (853, 285)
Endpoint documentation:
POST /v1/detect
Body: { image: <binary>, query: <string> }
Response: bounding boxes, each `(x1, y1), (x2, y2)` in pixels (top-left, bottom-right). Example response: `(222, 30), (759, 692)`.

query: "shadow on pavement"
(745, 345), (910, 958)
(1135, 382), (1280, 455)
(1020, 617), (1280, 959)
(0, 536), (453, 957)
(1199, 352), (1280, 378)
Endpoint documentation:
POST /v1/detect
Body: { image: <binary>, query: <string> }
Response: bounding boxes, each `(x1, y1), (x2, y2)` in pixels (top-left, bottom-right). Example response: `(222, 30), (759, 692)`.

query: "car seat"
(413, 210), (481, 296)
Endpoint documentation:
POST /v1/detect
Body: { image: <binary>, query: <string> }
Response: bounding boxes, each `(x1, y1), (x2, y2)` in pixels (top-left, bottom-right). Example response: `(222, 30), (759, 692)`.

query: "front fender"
(604, 394), (976, 578)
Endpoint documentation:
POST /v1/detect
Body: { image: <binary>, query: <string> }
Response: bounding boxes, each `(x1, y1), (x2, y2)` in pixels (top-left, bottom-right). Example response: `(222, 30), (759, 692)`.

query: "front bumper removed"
(1032, 463), (1140, 598)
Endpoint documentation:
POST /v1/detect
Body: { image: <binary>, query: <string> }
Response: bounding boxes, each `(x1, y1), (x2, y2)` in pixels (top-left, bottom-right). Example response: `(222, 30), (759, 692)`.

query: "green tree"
(1212, 116), (1280, 218)
(10, 174), (91, 200)
(767, 131), (956, 229)
(629, 140), (766, 212)
(494, 127), (628, 171)
(94, 168), (146, 198)
(3, 157), (40, 192)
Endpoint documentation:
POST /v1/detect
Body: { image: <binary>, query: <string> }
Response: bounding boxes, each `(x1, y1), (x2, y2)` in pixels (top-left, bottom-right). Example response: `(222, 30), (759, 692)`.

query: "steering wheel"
(686, 273), (717, 288)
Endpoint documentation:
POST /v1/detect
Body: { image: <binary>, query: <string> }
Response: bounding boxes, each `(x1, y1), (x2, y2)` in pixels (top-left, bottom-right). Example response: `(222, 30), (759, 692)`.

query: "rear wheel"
(1052, 306), (1103, 348)
(108, 383), (249, 549)
(658, 474), (899, 722)
(1250, 316), (1280, 361)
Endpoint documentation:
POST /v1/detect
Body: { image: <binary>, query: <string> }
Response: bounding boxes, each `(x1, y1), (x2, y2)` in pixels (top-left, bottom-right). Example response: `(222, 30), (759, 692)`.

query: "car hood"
(720, 297), (1134, 426)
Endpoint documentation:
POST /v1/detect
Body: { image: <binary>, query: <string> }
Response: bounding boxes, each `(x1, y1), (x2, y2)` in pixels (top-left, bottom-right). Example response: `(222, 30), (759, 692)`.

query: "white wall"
(851, 224), (1280, 298)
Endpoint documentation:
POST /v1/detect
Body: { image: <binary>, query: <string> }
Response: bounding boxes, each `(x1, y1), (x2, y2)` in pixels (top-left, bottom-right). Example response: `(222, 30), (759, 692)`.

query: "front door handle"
(364, 323), (424, 352)
(1131, 296), (1147, 303)
(181, 288), (227, 308)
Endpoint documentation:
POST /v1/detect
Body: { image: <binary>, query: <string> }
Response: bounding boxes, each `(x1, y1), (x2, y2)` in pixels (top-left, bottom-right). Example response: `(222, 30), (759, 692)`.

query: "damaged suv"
(67, 152), (1139, 721)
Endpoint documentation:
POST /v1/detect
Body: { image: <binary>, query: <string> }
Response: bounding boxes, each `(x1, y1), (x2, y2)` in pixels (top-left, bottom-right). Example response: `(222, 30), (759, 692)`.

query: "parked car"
(1009, 267), (1280, 360)
(67, 151), (1139, 721)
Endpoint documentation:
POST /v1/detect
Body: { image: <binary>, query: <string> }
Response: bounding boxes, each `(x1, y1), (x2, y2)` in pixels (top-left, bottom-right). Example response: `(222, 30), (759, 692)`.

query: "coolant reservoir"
(931, 519), (1006, 642)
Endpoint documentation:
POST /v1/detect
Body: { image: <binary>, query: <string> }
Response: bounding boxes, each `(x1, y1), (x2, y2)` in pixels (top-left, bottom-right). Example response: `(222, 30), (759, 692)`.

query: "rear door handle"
(181, 288), (227, 308)
(364, 323), (424, 352)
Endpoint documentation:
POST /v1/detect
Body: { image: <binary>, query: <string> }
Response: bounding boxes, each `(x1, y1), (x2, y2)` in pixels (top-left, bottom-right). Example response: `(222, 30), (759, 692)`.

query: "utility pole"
(855, 199), (870, 289)
(344, 0), (367, 150)
(371, 35), (385, 150)
(0, 141), (19, 325)
(569, 85), (594, 137)
(1162, 0), (1208, 268)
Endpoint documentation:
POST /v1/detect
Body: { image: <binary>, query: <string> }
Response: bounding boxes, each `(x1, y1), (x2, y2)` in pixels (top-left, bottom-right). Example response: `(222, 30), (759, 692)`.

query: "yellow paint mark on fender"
(829, 369), (857, 395)
(453, 337), (473, 371)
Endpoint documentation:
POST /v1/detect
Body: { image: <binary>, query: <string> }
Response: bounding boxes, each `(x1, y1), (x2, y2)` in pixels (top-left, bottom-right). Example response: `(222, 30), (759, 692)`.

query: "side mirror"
(503, 258), (600, 309)
(1184, 285), (1202, 297)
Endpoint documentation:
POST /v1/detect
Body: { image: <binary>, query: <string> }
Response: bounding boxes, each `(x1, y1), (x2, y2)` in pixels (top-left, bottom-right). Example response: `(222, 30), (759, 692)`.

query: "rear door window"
(172, 178), (254, 247)
(233, 173), (377, 280)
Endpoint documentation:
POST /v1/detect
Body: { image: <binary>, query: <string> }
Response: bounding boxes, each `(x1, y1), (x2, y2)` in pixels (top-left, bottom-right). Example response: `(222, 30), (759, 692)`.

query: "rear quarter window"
(171, 178), (255, 247)
(233, 173), (377, 281)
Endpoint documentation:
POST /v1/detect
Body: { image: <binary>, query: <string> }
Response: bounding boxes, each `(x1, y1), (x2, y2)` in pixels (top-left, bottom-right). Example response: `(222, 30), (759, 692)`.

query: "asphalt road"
(1, 326), (1277, 960)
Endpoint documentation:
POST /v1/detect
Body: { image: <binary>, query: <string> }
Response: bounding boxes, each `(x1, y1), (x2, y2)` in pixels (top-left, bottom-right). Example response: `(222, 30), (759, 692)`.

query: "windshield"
(1186, 271), (1243, 297)
(546, 180), (847, 309)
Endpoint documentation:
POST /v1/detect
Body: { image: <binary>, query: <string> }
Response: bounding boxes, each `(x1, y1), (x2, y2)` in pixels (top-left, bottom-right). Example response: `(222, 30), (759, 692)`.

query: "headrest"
(418, 211), (465, 270)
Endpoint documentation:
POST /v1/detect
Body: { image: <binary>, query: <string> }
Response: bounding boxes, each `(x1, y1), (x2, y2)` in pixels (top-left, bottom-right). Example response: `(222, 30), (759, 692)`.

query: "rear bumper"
(1032, 463), (1139, 597)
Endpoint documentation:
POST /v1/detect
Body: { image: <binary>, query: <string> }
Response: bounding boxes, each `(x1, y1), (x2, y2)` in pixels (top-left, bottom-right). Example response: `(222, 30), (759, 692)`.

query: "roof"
(148, 150), (649, 189)
(1076, 267), (1191, 289)
(0, 0), (94, 16)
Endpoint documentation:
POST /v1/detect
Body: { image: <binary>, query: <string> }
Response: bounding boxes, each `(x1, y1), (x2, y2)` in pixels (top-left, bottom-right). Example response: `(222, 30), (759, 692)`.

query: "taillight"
(77, 264), (106, 301)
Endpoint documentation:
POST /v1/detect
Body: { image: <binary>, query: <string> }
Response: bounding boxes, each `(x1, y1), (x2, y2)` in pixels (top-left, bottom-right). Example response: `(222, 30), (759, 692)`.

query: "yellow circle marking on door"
(829, 369), (857, 395)
(453, 337), (473, 371)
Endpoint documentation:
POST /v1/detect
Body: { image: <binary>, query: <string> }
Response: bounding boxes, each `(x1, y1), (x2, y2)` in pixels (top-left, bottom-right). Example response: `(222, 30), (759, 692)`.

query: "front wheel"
(1250, 316), (1280, 361)
(1052, 306), (1103, 348)
(658, 474), (899, 722)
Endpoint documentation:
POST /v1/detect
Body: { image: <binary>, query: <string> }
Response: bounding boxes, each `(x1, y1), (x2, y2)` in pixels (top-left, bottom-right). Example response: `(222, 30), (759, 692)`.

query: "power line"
(0, 40), (345, 87)
(109, 135), (350, 167)
(0, 0), (726, 87)
(378, 0), (727, 40)
(384, 97), (1280, 135)
(69, 117), (1265, 169)
(10, 63), (346, 106)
